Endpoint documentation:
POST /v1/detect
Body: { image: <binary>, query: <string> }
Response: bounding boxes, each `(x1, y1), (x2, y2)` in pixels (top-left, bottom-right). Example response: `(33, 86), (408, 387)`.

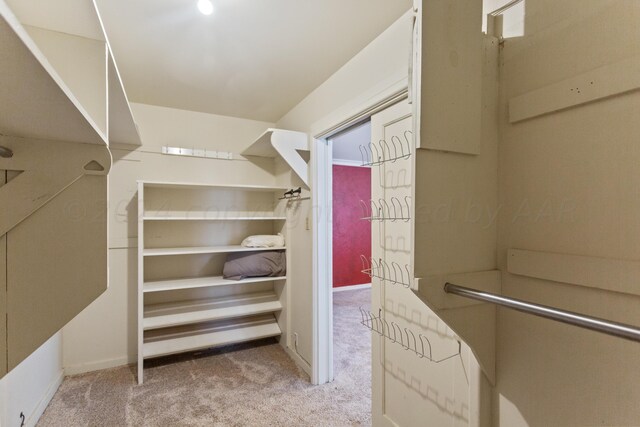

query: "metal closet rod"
(444, 282), (640, 343)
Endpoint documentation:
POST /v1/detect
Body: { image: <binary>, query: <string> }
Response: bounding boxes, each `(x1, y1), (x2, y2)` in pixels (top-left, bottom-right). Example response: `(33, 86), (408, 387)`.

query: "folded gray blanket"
(223, 250), (286, 280)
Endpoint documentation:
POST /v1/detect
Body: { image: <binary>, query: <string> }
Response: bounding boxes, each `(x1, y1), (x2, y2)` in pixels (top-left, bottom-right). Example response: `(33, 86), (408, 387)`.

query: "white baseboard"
(64, 356), (132, 376)
(333, 283), (371, 292)
(284, 346), (312, 377)
(26, 370), (64, 427)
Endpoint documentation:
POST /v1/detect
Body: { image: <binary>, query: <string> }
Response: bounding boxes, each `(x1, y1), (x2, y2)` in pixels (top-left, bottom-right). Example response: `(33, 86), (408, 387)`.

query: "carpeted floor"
(38, 288), (372, 427)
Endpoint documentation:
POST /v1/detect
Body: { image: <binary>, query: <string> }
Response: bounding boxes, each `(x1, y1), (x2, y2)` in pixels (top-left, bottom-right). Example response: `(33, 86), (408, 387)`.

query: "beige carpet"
(38, 288), (372, 427)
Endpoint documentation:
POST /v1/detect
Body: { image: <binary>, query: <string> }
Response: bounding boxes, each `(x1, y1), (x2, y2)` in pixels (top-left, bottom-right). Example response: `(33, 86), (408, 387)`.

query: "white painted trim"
(284, 346), (312, 377)
(333, 283), (372, 292)
(25, 369), (64, 427)
(63, 356), (131, 376)
(311, 78), (409, 386)
(311, 77), (409, 139)
(311, 135), (333, 385)
(332, 159), (369, 167)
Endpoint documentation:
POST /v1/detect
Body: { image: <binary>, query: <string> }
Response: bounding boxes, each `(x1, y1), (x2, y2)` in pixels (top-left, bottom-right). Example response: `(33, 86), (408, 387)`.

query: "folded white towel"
(241, 233), (285, 248)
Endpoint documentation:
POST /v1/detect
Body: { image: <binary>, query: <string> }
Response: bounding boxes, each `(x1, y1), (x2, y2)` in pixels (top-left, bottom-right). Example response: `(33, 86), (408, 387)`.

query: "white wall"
(274, 10), (412, 369)
(0, 334), (63, 427)
(61, 103), (277, 374)
(277, 12), (411, 133)
(496, 1), (640, 425)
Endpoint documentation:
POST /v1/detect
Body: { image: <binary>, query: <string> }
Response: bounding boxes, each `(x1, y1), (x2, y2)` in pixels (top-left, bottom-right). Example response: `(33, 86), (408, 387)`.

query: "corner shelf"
(242, 128), (310, 187)
(137, 181), (289, 384)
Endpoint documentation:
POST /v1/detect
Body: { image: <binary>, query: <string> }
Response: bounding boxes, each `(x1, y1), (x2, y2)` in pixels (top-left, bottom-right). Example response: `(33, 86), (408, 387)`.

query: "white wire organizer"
(359, 307), (461, 363)
(360, 196), (412, 222)
(359, 130), (413, 166)
(360, 256), (413, 288)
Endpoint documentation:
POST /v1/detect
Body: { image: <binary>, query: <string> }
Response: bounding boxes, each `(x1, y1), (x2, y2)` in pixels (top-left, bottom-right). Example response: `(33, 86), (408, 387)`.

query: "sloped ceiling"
(96, 0), (411, 122)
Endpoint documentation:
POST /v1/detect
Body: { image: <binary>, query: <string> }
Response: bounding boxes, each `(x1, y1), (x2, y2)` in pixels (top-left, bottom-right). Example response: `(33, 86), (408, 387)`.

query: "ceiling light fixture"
(197, 0), (214, 15)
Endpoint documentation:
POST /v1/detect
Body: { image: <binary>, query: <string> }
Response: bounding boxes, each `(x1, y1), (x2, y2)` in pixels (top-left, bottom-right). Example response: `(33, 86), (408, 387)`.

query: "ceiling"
(95, 0), (411, 122)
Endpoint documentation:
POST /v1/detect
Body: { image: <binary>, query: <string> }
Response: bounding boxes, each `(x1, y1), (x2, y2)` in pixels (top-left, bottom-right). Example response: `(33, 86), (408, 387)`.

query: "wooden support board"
(508, 248), (640, 297)
(509, 56), (640, 123)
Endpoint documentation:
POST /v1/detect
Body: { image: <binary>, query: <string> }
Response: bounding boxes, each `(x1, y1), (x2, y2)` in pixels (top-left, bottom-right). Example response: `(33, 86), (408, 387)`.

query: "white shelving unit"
(137, 181), (290, 384)
(1, 0), (120, 375)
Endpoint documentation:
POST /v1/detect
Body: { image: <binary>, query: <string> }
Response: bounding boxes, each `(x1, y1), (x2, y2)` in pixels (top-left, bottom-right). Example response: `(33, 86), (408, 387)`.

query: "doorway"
(321, 120), (375, 423)
(310, 84), (409, 388)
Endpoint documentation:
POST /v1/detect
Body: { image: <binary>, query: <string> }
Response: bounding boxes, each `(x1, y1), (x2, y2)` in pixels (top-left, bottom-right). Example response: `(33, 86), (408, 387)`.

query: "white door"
(370, 100), (467, 426)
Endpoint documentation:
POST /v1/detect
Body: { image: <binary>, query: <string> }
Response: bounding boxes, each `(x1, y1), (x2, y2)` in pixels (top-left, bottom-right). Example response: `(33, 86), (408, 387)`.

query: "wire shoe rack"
(359, 130), (413, 166)
(359, 307), (461, 363)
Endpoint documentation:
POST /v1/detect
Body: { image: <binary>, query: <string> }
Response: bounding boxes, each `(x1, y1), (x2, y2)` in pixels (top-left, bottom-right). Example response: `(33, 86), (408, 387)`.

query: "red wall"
(332, 165), (371, 288)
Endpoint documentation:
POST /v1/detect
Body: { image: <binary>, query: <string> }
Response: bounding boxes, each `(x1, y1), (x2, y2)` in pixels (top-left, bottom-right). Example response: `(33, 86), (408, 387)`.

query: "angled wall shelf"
(108, 51), (141, 145)
(0, 0), (142, 147)
(0, 3), (107, 145)
(242, 129), (310, 187)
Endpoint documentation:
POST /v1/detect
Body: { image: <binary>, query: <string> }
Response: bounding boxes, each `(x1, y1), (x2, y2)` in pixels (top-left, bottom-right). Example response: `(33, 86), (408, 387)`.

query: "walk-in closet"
(2, 0), (640, 426)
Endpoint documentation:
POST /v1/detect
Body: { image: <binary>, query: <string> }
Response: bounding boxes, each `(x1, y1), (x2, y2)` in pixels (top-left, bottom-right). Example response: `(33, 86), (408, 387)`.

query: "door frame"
(310, 80), (408, 385)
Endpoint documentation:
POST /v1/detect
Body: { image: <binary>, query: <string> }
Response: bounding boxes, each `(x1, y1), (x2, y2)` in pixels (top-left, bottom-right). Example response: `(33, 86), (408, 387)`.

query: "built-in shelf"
(138, 180), (288, 384)
(143, 245), (286, 257)
(1, 0), (141, 147)
(108, 51), (141, 146)
(142, 216), (287, 221)
(144, 275), (287, 293)
(144, 292), (282, 330)
(0, 3), (107, 146)
(143, 315), (281, 359)
(141, 181), (289, 192)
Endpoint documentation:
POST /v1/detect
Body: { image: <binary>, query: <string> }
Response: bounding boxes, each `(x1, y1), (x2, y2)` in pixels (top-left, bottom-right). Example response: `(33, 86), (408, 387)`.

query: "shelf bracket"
(242, 128), (309, 188)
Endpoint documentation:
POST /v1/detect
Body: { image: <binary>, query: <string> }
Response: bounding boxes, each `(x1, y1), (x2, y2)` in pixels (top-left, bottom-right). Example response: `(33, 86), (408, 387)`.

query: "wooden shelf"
(144, 275), (287, 293)
(108, 51), (141, 146)
(140, 181), (289, 192)
(0, 3), (107, 145)
(143, 245), (285, 257)
(143, 292), (281, 330)
(2, 0), (141, 146)
(142, 215), (286, 221)
(143, 315), (281, 359)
